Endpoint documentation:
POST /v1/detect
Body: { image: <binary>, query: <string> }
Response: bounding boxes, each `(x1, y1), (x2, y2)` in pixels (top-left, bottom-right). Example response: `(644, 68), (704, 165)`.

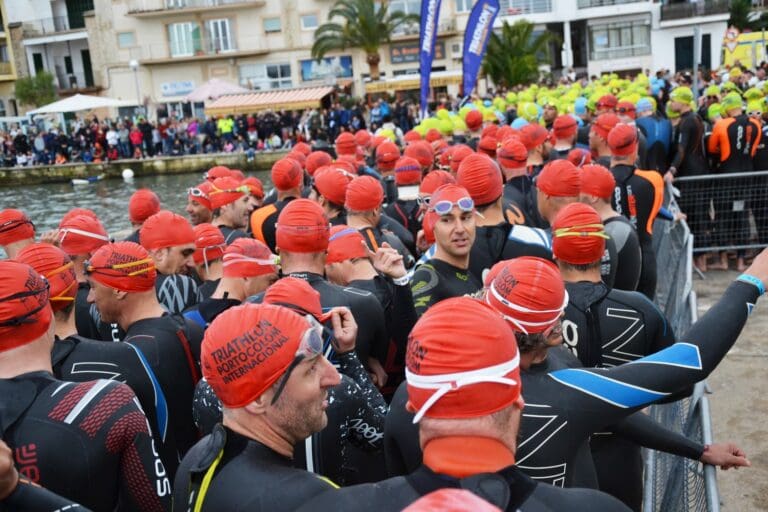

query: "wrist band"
(737, 273), (765, 296)
(392, 274), (409, 286)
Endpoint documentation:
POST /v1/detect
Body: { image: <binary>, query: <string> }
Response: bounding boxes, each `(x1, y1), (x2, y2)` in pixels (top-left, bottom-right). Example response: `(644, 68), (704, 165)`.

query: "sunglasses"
(429, 197), (474, 215)
(270, 319), (326, 405)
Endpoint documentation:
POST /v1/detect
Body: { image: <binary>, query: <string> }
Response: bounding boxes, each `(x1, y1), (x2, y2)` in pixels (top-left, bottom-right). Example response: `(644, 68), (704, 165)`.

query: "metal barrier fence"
(643, 188), (720, 512)
(674, 170), (768, 253)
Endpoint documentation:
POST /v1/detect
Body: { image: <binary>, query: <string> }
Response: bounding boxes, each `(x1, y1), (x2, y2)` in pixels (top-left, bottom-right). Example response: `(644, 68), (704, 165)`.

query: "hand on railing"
(699, 442), (750, 470)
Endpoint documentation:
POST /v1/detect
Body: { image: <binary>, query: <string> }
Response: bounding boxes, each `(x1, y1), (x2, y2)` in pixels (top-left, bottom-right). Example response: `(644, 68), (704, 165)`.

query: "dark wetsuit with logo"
(0, 372), (171, 511)
(504, 176), (548, 229)
(294, 460), (629, 512)
(124, 314), (205, 478)
(468, 224), (553, 284)
(217, 226), (249, 245)
(410, 258), (482, 317)
(156, 274), (201, 315)
(191, 350), (388, 486)
(604, 215), (641, 291)
(249, 197), (297, 253)
(384, 280), (758, 488)
(1, 479), (93, 512)
(563, 280), (676, 510)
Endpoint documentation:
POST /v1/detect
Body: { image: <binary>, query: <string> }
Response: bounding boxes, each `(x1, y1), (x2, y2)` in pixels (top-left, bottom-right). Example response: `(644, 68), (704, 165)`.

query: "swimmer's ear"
(245, 392), (271, 415)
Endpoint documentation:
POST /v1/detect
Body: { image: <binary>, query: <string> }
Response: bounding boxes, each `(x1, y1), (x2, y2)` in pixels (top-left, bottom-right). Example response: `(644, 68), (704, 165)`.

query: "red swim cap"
(375, 141), (401, 172)
(567, 148), (592, 168)
(552, 202), (608, 265)
(591, 113), (620, 140)
(86, 241), (157, 293)
(202, 303), (309, 407)
(271, 158), (303, 191)
(354, 129), (372, 148)
(420, 170), (456, 197)
(58, 215), (110, 256)
(222, 238), (277, 278)
(607, 123), (638, 157)
(205, 165), (234, 181)
(210, 177), (246, 210)
(345, 176), (384, 212)
(306, 151), (333, 177)
(425, 128), (442, 143)
(536, 160), (581, 198)
(553, 115), (578, 139)
(404, 141), (433, 170)
(457, 153), (503, 205)
(242, 177), (264, 200)
(128, 189), (161, 224)
(497, 138), (528, 169)
(395, 156), (423, 186)
(188, 181), (214, 211)
(0, 261), (52, 351)
(449, 145), (474, 174)
(192, 223), (226, 266)
(0, 209), (35, 246)
(519, 124), (549, 151)
(580, 164), (615, 200)
(465, 110), (483, 131)
(404, 130), (422, 143)
(406, 297), (521, 423)
(326, 225), (369, 264)
(314, 166), (354, 206)
(477, 136), (498, 157)
(140, 210), (195, 250)
(485, 257), (567, 335)
(335, 132), (357, 156)
(596, 94), (618, 111)
(276, 199), (330, 253)
(15, 243), (76, 312)
(293, 141), (312, 156)
(264, 276), (330, 322)
(60, 208), (98, 225)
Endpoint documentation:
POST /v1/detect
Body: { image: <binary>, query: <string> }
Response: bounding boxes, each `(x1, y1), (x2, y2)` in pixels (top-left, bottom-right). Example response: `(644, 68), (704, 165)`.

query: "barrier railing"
(643, 186), (719, 512)
(673, 170), (768, 253)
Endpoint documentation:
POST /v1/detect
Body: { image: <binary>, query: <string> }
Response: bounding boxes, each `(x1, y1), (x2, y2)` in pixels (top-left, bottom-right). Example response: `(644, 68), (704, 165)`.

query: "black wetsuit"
(124, 314), (205, 478)
(604, 216), (641, 291)
(468, 224), (553, 284)
(173, 425), (334, 512)
(124, 229), (141, 244)
(410, 258), (482, 317)
(217, 226), (249, 245)
(1, 479), (93, 512)
(348, 275), (418, 397)
(197, 279), (219, 301)
(359, 221), (416, 269)
(51, 334), (177, 477)
(0, 372), (171, 511)
(384, 280), (759, 487)
(156, 274), (201, 315)
(250, 197), (296, 253)
(191, 350), (388, 486)
(503, 176), (546, 229)
(183, 296), (241, 329)
(609, 164), (662, 299)
(563, 280), (676, 510)
(296, 459), (629, 512)
(248, 272), (390, 366)
(385, 198), (422, 239)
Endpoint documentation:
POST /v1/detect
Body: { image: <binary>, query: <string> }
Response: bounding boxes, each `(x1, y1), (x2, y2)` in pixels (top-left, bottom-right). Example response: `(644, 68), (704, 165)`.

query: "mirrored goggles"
(429, 197), (474, 215)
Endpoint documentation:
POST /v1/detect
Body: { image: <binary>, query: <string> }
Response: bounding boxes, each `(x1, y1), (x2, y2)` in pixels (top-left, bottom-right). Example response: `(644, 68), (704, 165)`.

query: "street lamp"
(129, 59), (143, 118)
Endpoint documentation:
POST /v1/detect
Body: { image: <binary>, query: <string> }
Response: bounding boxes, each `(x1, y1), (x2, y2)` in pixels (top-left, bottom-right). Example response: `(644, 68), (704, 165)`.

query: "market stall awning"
(27, 94), (136, 115)
(204, 86), (335, 115)
(185, 78), (249, 103)
(364, 70), (462, 94)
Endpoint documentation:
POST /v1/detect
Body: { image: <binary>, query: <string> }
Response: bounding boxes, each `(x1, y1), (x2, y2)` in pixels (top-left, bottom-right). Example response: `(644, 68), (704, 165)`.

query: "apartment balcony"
(21, 16), (84, 37)
(577, 0), (646, 8)
(501, 0), (553, 15)
(55, 71), (99, 92)
(129, 37), (270, 65)
(0, 61), (15, 79)
(126, 0), (265, 17)
(391, 19), (457, 42)
(660, 0), (729, 21)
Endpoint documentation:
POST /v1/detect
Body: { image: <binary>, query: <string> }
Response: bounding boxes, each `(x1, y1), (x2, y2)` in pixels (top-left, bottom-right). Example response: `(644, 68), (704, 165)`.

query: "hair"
(475, 196), (502, 212)
(557, 260), (602, 272)
(514, 331), (550, 354)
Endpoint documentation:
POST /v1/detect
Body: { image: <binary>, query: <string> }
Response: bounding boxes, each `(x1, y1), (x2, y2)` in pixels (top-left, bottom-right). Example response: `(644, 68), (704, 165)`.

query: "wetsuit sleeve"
(670, 117), (696, 171)
(337, 352), (388, 418)
(657, 206), (674, 221)
(1, 479), (93, 512)
(390, 280), (418, 362)
(410, 265), (441, 317)
(549, 281), (759, 428)
(110, 383), (173, 511)
(609, 412), (704, 460)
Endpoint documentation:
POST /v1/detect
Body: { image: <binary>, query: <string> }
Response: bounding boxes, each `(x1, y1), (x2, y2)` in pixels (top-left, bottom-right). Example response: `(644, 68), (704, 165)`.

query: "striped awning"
(204, 86), (335, 115)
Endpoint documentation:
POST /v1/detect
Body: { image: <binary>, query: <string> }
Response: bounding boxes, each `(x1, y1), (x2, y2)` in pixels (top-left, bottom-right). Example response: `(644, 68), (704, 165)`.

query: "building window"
(589, 18), (650, 61)
(390, 0), (420, 35)
(455, 0), (471, 13)
(207, 19), (235, 53)
(168, 22), (201, 57)
(166, 0), (188, 8)
(300, 14), (318, 30)
(117, 32), (136, 48)
(263, 17), (282, 33)
(0, 100), (5, 117)
(239, 62), (292, 90)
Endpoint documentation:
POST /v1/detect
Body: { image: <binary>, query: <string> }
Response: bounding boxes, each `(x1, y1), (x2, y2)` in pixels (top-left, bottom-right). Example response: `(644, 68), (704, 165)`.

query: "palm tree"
(482, 20), (559, 89)
(729, 0), (768, 32)
(312, 0), (418, 81)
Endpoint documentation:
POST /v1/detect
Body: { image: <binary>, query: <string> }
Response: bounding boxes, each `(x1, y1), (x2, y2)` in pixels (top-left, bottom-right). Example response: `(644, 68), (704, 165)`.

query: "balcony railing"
(55, 71), (94, 90)
(22, 16), (81, 37)
(501, 0), (553, 15)
(127, 0), (257, 14)
(577, 0), (646, 8)
(393, 18), (456, 37)
(590, 43), (651, 61)
(660, 0), (729, 21)
(128, 36), (268, 62)
(0, 62), (13, 76)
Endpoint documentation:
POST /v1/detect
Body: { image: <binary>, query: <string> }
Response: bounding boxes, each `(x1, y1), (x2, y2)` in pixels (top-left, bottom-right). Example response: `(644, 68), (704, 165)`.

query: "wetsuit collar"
(285, 271), (324, 282)
(423, 436), (515, 478)
(564, 281), (610, 311)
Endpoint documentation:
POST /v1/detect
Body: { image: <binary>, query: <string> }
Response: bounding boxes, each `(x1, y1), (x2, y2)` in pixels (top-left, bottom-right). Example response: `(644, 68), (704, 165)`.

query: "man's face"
(186, 199), (212, 225)
(86, 279), (119, 323)
(433, 206), (475, 259)
(542, 105), (557, 123)
(324, 260), (354, 286)
(268, 355), (340, 441)
(223, 195), (251, 229)
(156, 244), (195, 275)
(246, 193), (262, 213)
(243, 271), (279, 297)
(536, 189), (552, 221)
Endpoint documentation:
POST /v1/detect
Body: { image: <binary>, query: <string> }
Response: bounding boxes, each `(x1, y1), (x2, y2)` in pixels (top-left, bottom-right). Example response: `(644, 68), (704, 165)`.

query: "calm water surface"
(0, 170), (272, 236)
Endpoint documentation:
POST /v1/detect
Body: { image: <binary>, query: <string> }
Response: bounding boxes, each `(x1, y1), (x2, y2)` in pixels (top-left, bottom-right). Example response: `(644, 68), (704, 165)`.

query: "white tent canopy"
(27, 94), (136, 115)
(185, 78), (249, 103)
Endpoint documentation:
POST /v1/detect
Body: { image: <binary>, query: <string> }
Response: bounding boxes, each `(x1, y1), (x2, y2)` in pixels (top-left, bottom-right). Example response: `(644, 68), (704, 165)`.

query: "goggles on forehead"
(406, 352), (520, 424)
(44, 261), (77, 303)
(429, 197), (474, 215)
(187, 187), (209, 199)
(0, 218), (34, 234)
(58, 228), (110, 245)
(0, 280), (50, 327)
(487, 281), (569, 335)
(270, 318), (325, 405)
(209, 185), (250, 196)
(83, 257), (155, 278)
(553, 223), (610, 240)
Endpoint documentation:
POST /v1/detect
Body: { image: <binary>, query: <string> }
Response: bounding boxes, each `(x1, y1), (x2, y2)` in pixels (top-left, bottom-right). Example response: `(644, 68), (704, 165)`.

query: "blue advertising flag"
(419, 0), (442, 118)
(462, 0), (500, 98)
